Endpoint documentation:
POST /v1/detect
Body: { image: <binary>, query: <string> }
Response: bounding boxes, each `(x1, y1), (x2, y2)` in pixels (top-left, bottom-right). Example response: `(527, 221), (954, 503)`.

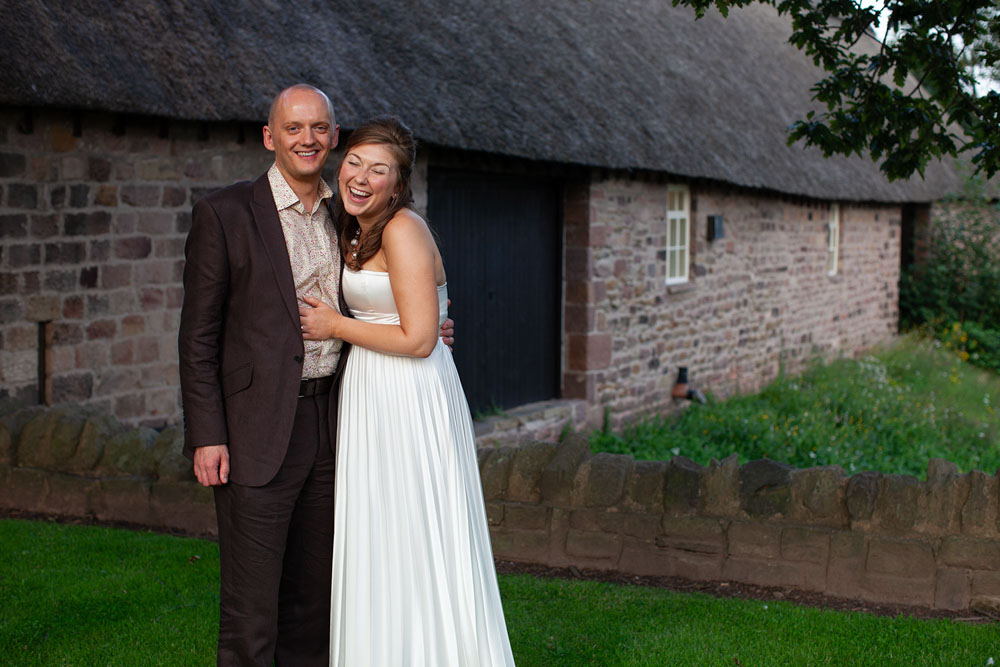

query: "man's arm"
(178, 198), (232, 485)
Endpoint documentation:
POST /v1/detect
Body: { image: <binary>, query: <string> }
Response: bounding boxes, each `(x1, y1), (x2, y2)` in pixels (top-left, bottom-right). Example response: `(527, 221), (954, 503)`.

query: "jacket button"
(293, 355), (303, 364)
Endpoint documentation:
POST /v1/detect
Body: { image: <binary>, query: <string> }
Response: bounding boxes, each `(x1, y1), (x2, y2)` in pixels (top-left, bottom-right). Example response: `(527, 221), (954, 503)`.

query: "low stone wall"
(0, 404), (214, 534)
(4, 404), (999, 610)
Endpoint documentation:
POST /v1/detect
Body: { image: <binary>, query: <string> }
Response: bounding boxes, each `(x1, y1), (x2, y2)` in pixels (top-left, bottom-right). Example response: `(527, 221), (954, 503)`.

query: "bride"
(299, 117), (516, 666)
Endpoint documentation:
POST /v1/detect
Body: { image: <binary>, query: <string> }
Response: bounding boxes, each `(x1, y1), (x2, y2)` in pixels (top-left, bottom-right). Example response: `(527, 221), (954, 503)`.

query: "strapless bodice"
(342, 268), (448, 326)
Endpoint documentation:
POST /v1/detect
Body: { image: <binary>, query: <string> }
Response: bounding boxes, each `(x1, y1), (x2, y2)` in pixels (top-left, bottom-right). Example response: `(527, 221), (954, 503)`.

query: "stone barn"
(0, 0), (965, 440)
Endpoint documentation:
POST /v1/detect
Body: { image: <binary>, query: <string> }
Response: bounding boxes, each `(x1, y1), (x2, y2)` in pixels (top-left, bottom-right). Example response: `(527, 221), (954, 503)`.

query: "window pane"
(668, 249), (677, 277)
(678, 190), (685, 210)
(668, 191), (676, 211)
(679, 218), (687, 245)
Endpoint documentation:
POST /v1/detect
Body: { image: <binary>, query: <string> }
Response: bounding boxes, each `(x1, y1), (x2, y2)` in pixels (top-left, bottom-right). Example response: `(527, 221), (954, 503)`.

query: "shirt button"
(294, 355), (303, 364)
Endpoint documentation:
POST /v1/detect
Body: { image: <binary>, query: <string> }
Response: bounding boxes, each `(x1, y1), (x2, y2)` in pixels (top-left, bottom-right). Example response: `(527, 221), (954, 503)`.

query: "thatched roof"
(0, 0), (969, 201)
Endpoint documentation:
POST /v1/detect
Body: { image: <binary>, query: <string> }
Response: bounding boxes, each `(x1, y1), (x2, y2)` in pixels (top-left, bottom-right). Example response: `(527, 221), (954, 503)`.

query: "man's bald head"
(268, 84), (336, 128)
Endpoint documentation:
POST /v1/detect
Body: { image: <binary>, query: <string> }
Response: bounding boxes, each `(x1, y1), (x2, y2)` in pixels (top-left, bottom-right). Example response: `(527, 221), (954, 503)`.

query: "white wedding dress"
(330, 268), (516, 667)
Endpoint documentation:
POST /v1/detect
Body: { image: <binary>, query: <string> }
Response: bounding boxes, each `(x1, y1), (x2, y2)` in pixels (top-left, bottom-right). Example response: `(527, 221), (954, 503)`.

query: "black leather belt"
(298, 375), (335, 398)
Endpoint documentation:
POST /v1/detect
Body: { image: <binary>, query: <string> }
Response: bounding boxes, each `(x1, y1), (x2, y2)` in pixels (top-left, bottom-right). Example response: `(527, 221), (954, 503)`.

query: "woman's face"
(338, 143), (400, 225)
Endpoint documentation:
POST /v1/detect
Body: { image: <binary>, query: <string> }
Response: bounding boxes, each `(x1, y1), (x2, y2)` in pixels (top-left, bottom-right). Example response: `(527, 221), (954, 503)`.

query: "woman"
(299, 117), (516, 667)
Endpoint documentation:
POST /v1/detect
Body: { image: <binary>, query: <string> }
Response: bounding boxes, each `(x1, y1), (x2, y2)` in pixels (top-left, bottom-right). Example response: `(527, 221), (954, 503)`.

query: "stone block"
(16, 406), (88, 470)
(575, 452), (632, 507)
(826, 532), (866, 598)
(505, 504), (550, 531)
(701, 454), (740, 517)
(789, 465), (847, 525)
(866, 538), (935, 578)
(939, 536), (1000, 570)
(857, 573), (934, 607)
(971, 572), (1000, 598)
(43, 472), (99, 516)
(565, 529), (622, 561)
(506, 441), (557, 503)
(152, 428), (193, 482)
(64, 211), (111, 236)
(69, 414), (123, 473)
(872, 474), (925, 533)
(921, 463), (967, 535)
(728, 521), (781, 559)
(935, 568), (971, 610)
(2, 467), (50, 512)
(93, 478), (154, 525)
(0, 152), (26, 177)
(723, 556), (826, 591)
(120, 184), (161, 207)
(739, 458), (794, 518)
(51, 373), (94, 403)
(479, 446), (514, 500)
(962, 470), (998, 536)
(489, 527), (550, 562)
(619, 537), (674, 577)
(95, 427), (159, 478)
(780, 526), (830, 564)
(664, 455), (703, 514)
(659, 515), (725, 554)
(846, 471), (880, 526)
(623, 459), (666, 513)
(150, 482), (216, 536)
(539, 433), (590, 505)
(616, 513), (663, 540)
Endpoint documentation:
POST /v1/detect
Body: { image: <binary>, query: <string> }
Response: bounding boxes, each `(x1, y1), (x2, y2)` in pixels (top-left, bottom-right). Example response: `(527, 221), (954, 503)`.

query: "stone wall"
(0, 108), (278, 426)
(4, 404), (999, 611)
(565, 177), (902, 428)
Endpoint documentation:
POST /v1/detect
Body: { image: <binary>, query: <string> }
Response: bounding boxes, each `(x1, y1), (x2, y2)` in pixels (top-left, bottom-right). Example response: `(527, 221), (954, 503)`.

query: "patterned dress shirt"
(267, 163), (343, 379)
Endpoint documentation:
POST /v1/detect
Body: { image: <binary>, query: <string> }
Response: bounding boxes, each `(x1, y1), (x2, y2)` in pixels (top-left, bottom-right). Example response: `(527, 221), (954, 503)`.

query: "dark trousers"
(213, 391), (336, 666)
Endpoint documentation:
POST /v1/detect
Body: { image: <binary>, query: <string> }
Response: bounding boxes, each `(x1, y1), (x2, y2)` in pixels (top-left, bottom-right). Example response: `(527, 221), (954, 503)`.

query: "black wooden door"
(427, 168), (561, 414)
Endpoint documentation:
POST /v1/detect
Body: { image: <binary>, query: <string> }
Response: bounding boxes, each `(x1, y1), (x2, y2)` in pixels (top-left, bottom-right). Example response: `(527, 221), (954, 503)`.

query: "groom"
(179, 84), (452, 665)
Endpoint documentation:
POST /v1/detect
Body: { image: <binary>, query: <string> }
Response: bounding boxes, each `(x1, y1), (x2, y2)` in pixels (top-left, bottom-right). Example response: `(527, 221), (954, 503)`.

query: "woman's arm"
(300, 211), (441, 358)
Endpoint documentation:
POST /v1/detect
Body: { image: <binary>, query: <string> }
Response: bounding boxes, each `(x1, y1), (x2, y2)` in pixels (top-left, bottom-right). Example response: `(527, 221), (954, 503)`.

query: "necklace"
(350, 227), (360, 261)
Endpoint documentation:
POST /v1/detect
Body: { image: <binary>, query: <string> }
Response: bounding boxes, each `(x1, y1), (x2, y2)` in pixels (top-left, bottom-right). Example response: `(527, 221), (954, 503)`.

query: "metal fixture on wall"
(671, 367), (707, 403)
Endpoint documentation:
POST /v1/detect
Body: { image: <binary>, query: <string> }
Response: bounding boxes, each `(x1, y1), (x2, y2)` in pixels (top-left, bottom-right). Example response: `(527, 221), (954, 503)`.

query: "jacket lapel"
(250, 174), (300, 329)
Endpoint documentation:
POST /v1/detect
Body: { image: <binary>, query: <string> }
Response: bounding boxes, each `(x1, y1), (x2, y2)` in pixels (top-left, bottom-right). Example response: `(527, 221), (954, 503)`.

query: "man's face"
(263, 89), (339, 185)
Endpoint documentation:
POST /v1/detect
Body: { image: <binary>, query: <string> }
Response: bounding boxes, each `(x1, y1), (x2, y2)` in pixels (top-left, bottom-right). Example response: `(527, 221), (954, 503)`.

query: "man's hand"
(440, 317), (455, 348)
(440, 299), (454, 348)
(193, 444), (230, 486)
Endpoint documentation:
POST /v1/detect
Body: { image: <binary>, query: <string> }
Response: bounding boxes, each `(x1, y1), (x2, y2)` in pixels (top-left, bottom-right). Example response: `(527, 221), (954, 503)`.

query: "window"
(826, 203), (840, 276)
(666, 184), (690, 285)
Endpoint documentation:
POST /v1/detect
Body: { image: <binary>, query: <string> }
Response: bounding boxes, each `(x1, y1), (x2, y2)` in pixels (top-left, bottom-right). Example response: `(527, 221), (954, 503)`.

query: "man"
(178, 84), (453, 665)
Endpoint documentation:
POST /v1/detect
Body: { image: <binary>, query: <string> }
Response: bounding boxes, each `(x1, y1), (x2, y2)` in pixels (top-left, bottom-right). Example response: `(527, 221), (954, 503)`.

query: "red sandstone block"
(723, 556), (826, 591)
(866, 538), (935, 577)
(728, 521), (781, 559)
(505, 504), (550, 531)
(659, 516), (725, 554)
(93, 479), (154, 525)
(618, 513), (664, 541)
(110, 339), (134, 365)
(120, 314), (145, 336)
(665, 546), (725, 581)
(857, 573), (935, 607)
(780, 526), (831, 564)
(935, 568), (971, 610)
(970, 571), (1000, 598)
(567, 333), (612, 371)
(489, 527), (550, 562)
(618, 537), (674, 577)
(939, 536), (1000, 570)
(565, 529), (622, 561)
(150, 482), (216, 536)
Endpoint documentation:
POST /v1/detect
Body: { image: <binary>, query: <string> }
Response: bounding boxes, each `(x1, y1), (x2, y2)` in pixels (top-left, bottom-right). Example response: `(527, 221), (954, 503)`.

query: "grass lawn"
(3, 519), (999, 666)
(592, 334), (1000, 477)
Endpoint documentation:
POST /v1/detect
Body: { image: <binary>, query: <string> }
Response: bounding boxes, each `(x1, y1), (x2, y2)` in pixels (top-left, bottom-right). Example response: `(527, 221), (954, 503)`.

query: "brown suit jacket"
(178, 173), (349, 487)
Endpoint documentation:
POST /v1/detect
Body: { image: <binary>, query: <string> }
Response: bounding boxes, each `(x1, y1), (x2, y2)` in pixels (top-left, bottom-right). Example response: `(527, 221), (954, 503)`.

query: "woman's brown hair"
(335, 116), (416, 270)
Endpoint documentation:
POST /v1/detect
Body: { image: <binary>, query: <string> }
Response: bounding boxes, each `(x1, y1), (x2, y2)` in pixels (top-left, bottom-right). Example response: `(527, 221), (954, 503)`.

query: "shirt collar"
(267, 162), (333, 214)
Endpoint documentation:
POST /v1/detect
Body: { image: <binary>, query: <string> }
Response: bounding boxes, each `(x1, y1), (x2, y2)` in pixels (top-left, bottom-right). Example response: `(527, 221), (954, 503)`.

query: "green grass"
(592, 334), (1000, 477)
(3, 519), (999, 666)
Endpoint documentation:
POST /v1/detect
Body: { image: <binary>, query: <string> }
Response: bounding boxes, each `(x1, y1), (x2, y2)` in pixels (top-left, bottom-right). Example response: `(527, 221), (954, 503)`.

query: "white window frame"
(827, 203), (840, 276)
(665, 184), (690, 286)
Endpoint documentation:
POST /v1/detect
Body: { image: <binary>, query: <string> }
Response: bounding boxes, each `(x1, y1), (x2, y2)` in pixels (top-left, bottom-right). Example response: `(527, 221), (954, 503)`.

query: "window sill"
(666, 281), (696, 295)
